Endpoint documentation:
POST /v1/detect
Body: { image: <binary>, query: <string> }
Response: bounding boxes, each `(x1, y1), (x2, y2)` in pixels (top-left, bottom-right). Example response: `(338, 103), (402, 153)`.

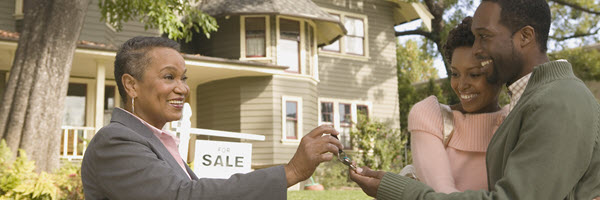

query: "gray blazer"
(81, 108), (287, 200)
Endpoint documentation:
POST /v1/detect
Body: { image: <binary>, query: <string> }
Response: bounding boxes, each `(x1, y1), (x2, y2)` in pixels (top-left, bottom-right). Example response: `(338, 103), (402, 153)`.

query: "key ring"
(331, 135), (358, 171)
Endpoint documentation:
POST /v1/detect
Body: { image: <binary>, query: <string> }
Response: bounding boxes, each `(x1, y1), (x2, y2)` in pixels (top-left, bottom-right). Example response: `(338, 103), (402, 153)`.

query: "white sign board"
(193, 140), (252, 179)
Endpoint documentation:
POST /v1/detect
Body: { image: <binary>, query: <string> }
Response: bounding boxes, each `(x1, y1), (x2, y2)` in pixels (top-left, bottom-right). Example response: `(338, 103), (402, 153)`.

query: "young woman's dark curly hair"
(443, 17), (475, 64)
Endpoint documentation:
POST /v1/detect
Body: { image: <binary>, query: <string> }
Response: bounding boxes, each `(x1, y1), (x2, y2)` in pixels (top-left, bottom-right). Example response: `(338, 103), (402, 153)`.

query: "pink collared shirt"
(116, 108), (191, 179)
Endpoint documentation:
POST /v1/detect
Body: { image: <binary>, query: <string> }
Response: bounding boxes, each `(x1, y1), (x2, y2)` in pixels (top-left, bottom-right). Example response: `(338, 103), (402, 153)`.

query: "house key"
(332, 135), (358, 172)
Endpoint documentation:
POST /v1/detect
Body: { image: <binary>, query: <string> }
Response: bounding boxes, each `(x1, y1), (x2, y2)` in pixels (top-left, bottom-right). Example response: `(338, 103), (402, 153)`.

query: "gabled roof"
(197, 0), (346, 46)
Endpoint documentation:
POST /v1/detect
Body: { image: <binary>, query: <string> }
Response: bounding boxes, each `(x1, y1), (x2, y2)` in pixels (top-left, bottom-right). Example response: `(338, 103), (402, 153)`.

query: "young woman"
(408, 17), (508, 193)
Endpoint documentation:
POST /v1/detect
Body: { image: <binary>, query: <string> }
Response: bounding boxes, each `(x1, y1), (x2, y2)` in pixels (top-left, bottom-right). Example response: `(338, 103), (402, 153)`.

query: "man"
(349, 0), (600, 199)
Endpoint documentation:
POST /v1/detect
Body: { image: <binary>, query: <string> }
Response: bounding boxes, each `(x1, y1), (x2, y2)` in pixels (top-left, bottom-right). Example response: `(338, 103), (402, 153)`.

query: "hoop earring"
(132, 97), (135, 114)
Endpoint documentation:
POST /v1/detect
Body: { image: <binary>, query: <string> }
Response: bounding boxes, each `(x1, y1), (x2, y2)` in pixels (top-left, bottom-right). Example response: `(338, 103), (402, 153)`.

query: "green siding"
(314, 0), (400, 128)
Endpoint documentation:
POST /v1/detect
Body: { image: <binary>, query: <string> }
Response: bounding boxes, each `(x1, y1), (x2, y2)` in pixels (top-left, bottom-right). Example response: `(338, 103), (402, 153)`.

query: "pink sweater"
(408, 96), (507, 193)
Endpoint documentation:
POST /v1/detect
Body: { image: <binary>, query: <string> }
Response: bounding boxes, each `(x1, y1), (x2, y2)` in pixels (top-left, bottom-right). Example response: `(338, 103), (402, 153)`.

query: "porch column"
(94, 60), (106, 132)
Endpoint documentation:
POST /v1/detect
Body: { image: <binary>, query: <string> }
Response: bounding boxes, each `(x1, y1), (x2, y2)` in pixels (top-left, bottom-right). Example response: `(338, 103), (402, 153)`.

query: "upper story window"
(320, 11), (368, 58)
(245, 17), (267, 58)
(344, 17), (365, 55)
(241, 16), (270, 60)
(278, 18), (301, 73)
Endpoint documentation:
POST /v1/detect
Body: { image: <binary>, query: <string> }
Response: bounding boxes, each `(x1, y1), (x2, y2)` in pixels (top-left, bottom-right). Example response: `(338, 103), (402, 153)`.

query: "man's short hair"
(114, 36), (180, 104)
(482, 0), (551, 53)
(443, 17), (475, 64)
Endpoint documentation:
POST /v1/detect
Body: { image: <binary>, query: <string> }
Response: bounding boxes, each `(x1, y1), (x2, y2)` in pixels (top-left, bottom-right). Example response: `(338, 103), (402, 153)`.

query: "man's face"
(472, 2), (524, 86)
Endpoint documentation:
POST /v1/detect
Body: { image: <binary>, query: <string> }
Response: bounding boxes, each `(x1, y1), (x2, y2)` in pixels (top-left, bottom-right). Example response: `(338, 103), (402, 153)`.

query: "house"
(0, 0), (432, 169)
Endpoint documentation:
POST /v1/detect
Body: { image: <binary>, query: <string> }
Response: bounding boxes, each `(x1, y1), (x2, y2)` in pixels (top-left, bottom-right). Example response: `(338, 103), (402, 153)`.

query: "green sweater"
(377, 61), (600, 200)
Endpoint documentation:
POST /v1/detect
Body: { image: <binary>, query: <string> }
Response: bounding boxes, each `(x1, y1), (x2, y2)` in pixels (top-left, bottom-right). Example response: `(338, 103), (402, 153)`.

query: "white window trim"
(318, 9), (369, 61)
(317, 98), (372, 133)
(276, 16), (306, 74)
(305, 20), (319, 81)
(240, 15), (271, 61)
(281, 96), (303, 144)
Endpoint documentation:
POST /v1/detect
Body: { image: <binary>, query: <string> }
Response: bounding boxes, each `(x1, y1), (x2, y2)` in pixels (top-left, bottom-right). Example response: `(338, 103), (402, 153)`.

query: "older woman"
(81, 36), (342, 200)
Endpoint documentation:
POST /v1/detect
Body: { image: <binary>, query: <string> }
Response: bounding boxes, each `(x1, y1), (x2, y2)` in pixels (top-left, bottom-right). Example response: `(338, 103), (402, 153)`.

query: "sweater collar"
(525, 60), (575, 90)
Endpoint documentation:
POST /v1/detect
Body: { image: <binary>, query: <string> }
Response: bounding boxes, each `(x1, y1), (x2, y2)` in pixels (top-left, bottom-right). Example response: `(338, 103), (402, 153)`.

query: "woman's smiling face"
(133, 47), (189, 128)
(450, 46), (501, 113)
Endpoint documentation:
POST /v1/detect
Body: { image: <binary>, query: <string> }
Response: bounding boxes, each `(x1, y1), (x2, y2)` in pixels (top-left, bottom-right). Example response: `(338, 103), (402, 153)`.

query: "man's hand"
(349, 163), (386, 197)
(284, 125), (342, 187)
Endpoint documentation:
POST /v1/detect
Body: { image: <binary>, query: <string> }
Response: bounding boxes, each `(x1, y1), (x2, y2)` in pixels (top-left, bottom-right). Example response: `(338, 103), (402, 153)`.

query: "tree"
(0, 0), (217, 172)
(396, 0), (600, 76)
(396, 39), (444, 165)
(0, 0), (90, 172)
(549, 47), (600, 81)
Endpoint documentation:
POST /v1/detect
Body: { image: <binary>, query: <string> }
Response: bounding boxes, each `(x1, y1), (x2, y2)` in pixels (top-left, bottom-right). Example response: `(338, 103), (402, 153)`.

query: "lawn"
(287, 190), (372, 200)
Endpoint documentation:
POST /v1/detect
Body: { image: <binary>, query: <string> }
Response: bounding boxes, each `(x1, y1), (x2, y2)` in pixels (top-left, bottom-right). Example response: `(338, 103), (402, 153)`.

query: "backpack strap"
(439, 104), (455, 148)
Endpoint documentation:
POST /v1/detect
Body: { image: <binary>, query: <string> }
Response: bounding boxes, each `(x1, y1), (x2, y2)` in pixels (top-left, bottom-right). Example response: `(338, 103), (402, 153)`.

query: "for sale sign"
(193, 140), (252, 179)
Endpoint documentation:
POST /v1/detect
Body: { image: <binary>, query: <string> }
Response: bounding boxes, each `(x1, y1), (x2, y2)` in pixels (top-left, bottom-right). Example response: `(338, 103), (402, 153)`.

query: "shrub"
(350, 114), (405, 173)
(0, 140), (84, 200)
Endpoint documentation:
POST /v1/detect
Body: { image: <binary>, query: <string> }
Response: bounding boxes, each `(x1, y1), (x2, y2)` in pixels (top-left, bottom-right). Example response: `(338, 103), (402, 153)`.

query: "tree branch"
(549, 0), (600, 15)
(395, 29), (434, 41)
(550, 28), (600, 41)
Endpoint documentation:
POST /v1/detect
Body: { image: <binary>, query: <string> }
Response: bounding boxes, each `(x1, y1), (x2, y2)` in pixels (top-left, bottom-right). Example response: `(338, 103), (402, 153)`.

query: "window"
(282, 96), (303, 142)
(63, 83), (87, 126)
(319, 11), (367, 58)
(357, 104), (369, 118)
(322, 14), (341, 52)
(103, 85), (117, 126)
(318, 100), (371, 149)
(245, 17), (267, 58)
(344, 17), (364, 55)
(278, 19), (301, 73)
(339, 103), (352, 148)
(286, 101), (298, 139)
(321, 102), (334, 123)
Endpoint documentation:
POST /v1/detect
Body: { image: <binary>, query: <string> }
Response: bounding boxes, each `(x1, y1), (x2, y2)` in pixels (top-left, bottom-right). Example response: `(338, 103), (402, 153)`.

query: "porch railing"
(60, 126), (96, 160)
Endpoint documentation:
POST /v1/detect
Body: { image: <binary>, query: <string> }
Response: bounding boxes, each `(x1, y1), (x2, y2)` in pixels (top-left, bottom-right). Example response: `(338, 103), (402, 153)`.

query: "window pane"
(286, 101), (298, 139)
(345, 17), (364, 37)
(103, 86), (116, 126)
(321, 102), (333, 123)
(278, 19), (300, 73)
(246, 17), (266, 57)
(63, 83), (87, 126)
(340, 126), (351, 149)
(357, 105), (368, 117)
(322, 40), (340, 52)
(345, 36), (363, 55)
(286, 120), (297, 139)
(339, 104), (351, 124)
(278, 39), (299, 72)
(286, 101), (297, 119)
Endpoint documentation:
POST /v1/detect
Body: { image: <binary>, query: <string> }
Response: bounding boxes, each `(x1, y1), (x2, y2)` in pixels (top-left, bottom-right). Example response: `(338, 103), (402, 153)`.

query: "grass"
(287, 190), (372, 200)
